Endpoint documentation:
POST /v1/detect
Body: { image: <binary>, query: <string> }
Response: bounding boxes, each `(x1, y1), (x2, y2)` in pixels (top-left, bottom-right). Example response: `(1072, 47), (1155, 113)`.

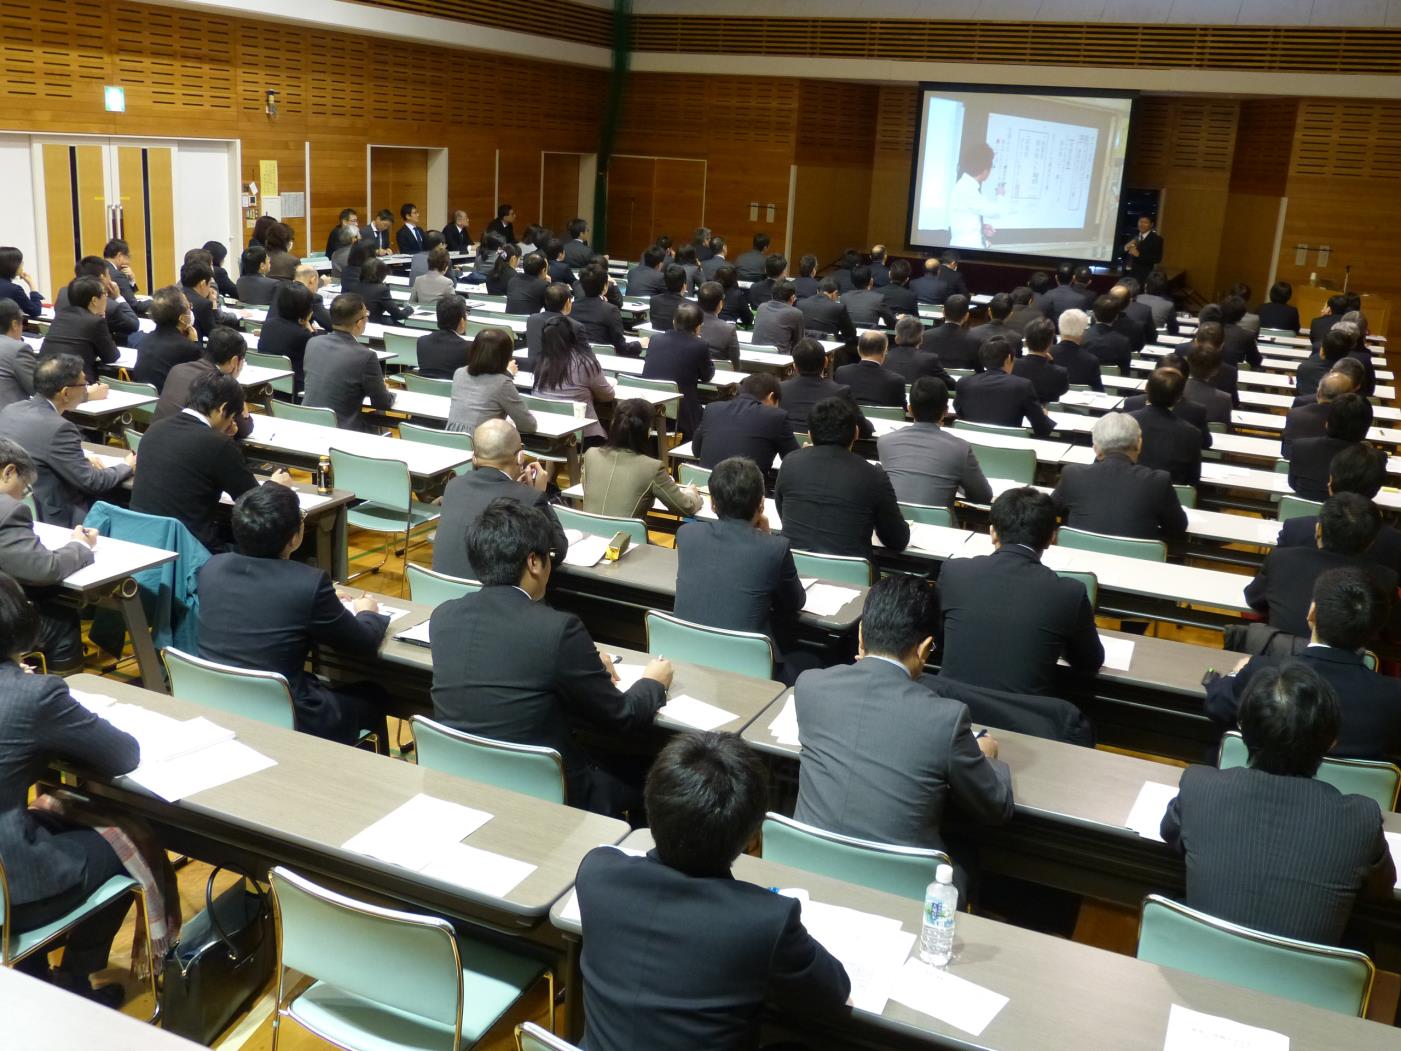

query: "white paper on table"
(657, 694), (737, 731)
(614, 662), (646, 692)
(780, 893), (912, 1014)
(99, 705), (235, 764)
(768, 693), (800, 746)
(419, 842), (537, 897)
(799, 577), (817, 589)
(1162, 1004), (1289, 1051)
(803, 583), (859, 617)
(70, 689), (115, 713)
(889, 957), (1009, 1036)
(1125, 781), (1180, 842)
(1098, 635), (1135, 671)
(342, 794), (493, 871)
(1386, 832), (1401, 889)
(559, 889), (582, 925)
(125, 739), (276, 802)
(563, 528), (584, 545)
(341, 599), (411, 621)
(395, 619), (433, 647)
(562, 533), (610, 567)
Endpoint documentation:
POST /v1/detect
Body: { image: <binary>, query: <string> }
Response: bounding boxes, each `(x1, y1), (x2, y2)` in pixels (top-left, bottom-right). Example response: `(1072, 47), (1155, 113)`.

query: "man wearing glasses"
(302, 293), (396, 431)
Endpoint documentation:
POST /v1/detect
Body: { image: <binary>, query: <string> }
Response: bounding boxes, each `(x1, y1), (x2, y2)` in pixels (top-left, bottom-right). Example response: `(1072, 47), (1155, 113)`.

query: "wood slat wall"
(350, 0), (613, 49)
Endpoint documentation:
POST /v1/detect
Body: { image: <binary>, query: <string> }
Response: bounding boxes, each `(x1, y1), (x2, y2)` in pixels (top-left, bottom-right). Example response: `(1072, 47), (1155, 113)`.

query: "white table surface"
(68, 389), (155, 417)
(34, 521), (176, 590)
(244, 415), (470, 477)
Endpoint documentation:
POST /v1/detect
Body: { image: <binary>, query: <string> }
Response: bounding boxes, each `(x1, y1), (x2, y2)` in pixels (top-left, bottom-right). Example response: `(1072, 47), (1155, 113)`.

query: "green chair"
(398, 422), (472, 476)
(1274, 458), (1291, 474)
(1218, 731), (1400, 810)
(899, 502), (953, 527)
(954, 418), (1031, 437)
(516, 1021), (582, 1051)
(1056, 526), (1167, 562)
(270, 400), (337, 428)
(1056, 569), (1098, 609)
(554, 505), (648, 546)
(1173, 484), (1197, 509)
(268, 866), (552, 1051)
(247, 350), (295, 397)
(791, 549), (873, 587)
(761, 813), (950, 902)
(382, 331), (422, 369)
(969, 444), (1036, 485)
(679, 463), (711, 487)
(330, 448), (441, 592)
(107, 376), (157, 427)
(162, 646), (295, 730)
(521, 394), (583, 418)
(1260, 327), (1297, 339)
(644, 610), (774, 679)
(1207, 421), (1228, 434)
(1136, 893), (1374, 1016)
(1278, 494), (1324, 522)
(863, 404), (905, 422)
(406, 564), (481, 608)
(411, 716), (566, 804)
(124, 427), (143, 453)
(403, 373), (453, 396)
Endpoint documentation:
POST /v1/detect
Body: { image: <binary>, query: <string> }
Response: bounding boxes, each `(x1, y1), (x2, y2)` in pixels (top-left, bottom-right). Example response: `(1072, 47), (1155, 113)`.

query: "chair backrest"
(269, 866), (465, 1036)
(621, 377), (677, 419)
(403, 372), (453, 396)
(411, 716), (566, 803)
(246, 350), (295, 395)
(1137, 893), (1374, 1016)
(1056, 569), (1098, 609)
(644, 610), (774, 679)
(863, 404), (905, 422)
(678, 463), (711, 487)
(516, 1021), (582, 1051)
(1279, 494), (1324, 522)
(1056, 526), (1167, 562)
(270, 400), (337, 427)
(406, 564), (481, 608)
(793, 432), (813, 448)
(329, 448), (412, 515)
(161, 646), (294, 730)
(398, 422), (472, 476)
(108, 376), (157, 425)
(1218, 730), (1401, 810)
(520, 393), (582, 418)
(1274, 458), (1291, 474)
(899, 502), (953, 527)
(761, 813), (949, 901)
(382, 331), (421, 369)
(791, 549), (873, 587)
(554, 505), (649, 546)
(954, 418), (1032, 437)
(970, 444), (1036, 485)
(1173, 484), (1197, 509)
(124, 427), (143, 453)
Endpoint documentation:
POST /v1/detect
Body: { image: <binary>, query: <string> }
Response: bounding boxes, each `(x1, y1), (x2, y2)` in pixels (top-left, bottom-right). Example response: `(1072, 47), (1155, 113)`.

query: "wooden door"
(369, 147), (430, 231)
(115, 145), (176, 291)
(605, 156), (654, 262)
(41, 142), (106, 297)
(650, 158), (705, 252)
(540, 152), (583, 238)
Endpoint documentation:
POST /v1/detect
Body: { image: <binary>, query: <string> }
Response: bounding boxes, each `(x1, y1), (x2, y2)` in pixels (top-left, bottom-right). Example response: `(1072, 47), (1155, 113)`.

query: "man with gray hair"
(294, 263), (333, 330)
(1338, 311), (1379, 396)
(1051, 308), (1103, 391)
(1051, 411), (1186, 542)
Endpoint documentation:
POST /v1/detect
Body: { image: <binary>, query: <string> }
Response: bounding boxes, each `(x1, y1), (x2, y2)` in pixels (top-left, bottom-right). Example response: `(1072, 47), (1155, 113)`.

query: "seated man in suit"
(732, 233), (771, 282)
(505, 252), (549, 315)
(562, 218), (592, 268)
(1006, 285), (1042, 333)
(937, 487), (1104, 695)
(796, 277), (858, 345)
(131, 372), (290, 552)
(1258, 280), (1302, 334)
(1137, 270), (1178, 330)
(154, 326), (253, 439)
(1011, 316), (1068, 403)
(1246, 493), (1397, 638)
(969, 292), (1024, 356)
(302, 293), (396, 430)
(1130, 367), (1208, 486)
(794, 575), (1013, 857)
(103, 237), (145, 315)
(774, 396), (908, 558)
(1041, 262), (1092, 322)
(1193, 314), (1240, 405)
(909, 251), (967, 305)
(131, 284), (201, 392)
(698, 235), (728, 279)
(1310, 293), (1349, 348)
(431, 498), (671, 816)
(433, 418), (567, 580)
(878, 258), (919, 316)
(1298, 323), (1369, 401)
(234, 246), (280, 305)
(791, 253), (819, 299)
(524, 282), (593, 373)
(696, 281), (740, 367)
(1123, 351), (1210, 443)
(1051, 309), (1103, 391)
(750, 280), (805, 356)
(1081, 295), (1133, 376)
(1052, 412), (1187, 543)
(694, 373), (797, 474)
(886, 316), (956, 388)
(866, 244), (890, 287)
(626, 247), (668, 298)
(574, 730), (850, 1049)
(54, 256), (140, 348)
(1277, 444), (1401, 575)
(1109, 278), (1156, 351)
(1282, 368), (1353, 458)
(1219, 295), (1262, 369)
(1288, 392), (1372, 502)
(1207, 568), (1401, 759)
(642, 302), (714, 438)
(441, 209), (472, 253)
(543, 238), (575, 287)
(779, 338), (872, 439)
(745, 253), (786, 310)
(1163, 662), (1395, 945)
(572, 264), (641, 357)
(1183, 342), (1234, 426)
(878, 376), (991, 510)
(0, 300), (34, 409)
(180, 260), (238, 340)
(415, 293), (471, 379)
(0, 354), (132, 526)
(921, 293), (981, 370)
(839, 265), (897, 329)
(953, 338), (1054, 437)
(395, 203), (426, 254)
(834, 330), (905, 408)
(198, 483), (390, 745)
(41, 276), (119, 384)
(648, 263), (689, 333)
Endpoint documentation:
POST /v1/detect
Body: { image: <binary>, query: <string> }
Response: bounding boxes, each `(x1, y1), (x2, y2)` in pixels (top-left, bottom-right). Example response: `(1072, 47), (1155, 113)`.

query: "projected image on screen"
(909, 88), (1132, 263)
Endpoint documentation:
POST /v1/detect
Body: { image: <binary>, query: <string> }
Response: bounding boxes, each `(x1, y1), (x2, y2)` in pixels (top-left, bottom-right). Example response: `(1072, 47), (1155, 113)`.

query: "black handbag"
(159, 868), (277, 1044)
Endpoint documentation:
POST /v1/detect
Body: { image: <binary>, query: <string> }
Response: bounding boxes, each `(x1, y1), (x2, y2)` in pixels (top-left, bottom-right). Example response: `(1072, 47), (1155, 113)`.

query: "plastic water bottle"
(920, 864), (957, 967)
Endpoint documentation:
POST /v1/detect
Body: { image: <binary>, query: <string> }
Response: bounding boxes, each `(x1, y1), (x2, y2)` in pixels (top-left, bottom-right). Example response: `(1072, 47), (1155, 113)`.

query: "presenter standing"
(948, 142), (1005, 250)
(1123, 215), (1163, 285)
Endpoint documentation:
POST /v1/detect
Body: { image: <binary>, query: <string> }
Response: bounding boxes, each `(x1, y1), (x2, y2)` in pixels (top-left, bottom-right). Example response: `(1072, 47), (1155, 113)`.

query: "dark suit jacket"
(746, 278), (775, 310)
(625, 266), (666, 298)
(41, 307), (119, 384)
(1042, 283), (1092, 322)
(562, 238), (593, 268)
(953, 369), (1053, 436)
(1083, 322), (1132, 375)
(106, 260), (142, 313)
(1222, 323), (1262, 369)
(750, 301), (804, 355)
(794, 658), (1013, 851)
(360, 283), (412, 325)
(885, 344), (956, 388)
(1288, 436), (1356, 502)
(797, 295), (856, 342)
(1281, 400), (1331, 459)
(505, 275), (548, 315)
(1126, 230), (1162, 284)
(416, 329), (471, 379)
(1183, 377), (1233, 425)
(130, 411), (257, 551)
(879, 283), (919, 316)
(152, 358), (253, 440)
(1051, 340), (1103, 391)
(1125, 392), (1210, 447)
(183, 284), (238, 340)
(835, 360), (905, 408)
(792, 275), (819, 299)
(924, 674), (1094, 747)
(1122, 301), (1157, 349)
(1131, 404), (1205, 485)
(777, 375), (873, 439)
(197, 554), (390, 741)
(642, 330), (714, 436)
(774, 444), (908, 557)
(648, 292), (685, 333)
(235, 273), (281, 306)
(1277, 515), (1401, 577)
(1011, 354), (1068, 403)
(395, 224), (426, 255)
(54, 284), (140, 346)
(675, 517), (804, 645)
(1052, 453), (1187, 542)
(0, 662), (138, 905)
(441, 224), (472, 253)
(302, 331), (395, 430)
(1245, 545), (1398, 637)
(1257, 302), (1302, 332)
(131, 326), (200, 392)
(432, 468), (567, 580)
(576, 846), (850, 1051)
(968, 321), (1024, 356)
(571, 296), (639, 357)
(1310, 314), (1341, 348)
(719, 286), (753, 327)
(921, 323), (982, 370)
(693, 394), (798, 473)
(937, 545), (1104, 695)
(0, 336), (36, 410)
(0, 492), (93, 588)
(0, 397), (131, 525)
(256, 316), (313, 393)
(910, 267), (967, 305)
(732, 250), (767, 282)
(839, 289), (896, 328)
(430, 586), (665, 813)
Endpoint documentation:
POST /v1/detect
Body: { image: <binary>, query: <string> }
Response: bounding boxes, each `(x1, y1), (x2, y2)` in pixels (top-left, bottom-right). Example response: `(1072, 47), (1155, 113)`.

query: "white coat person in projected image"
(947, 142), (1005, 251)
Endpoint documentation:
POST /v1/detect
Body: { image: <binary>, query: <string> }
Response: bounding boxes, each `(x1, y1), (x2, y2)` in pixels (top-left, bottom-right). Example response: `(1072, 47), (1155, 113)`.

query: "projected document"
(985, 113), (1097, 229)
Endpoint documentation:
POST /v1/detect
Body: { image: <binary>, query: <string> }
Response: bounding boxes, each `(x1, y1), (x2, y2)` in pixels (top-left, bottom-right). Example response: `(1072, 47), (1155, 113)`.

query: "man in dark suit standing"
(779, 339), (872, 439)
(953, 339), (1054, 437)
(886, 317), (956, 388)
(969, 292), (1024, 356)
(197, 483), (391, 745)
(1288, 393), (1372, 502)
(877, 377), (991, 509)
(937, 487), (1104, 695)
(416, 294), (472, 379)
(921, 293), (982, 370)
(430, 498), (671, 816)
(1082, 295), (1133, 376)
(1052, 412), (1187, 543)
(1277, 444), (1401, 576)
(1131, 367), (1208, 485)
(648, 264), (688, 333)
(506, 253), (549, 315)
(878, 259), (919, 316)
(1051, 309), (1103, 391)
(797, 278), (857, 344)
(834, 331), (905, 408)
(794, 575), (1013, 854)
(642, 302), (715, 438)
(572, 265), (641, 358)
(302, 294), (395, 430)
(1011, 317), (1068, 404)
(732, 232), (771, 282)
(694, 373), (797, 473)
(573, 731), (850, 1049)
(774, 396), (908, 558)
(1122, 214), (1163, 286)
(41, 277), (119, 384)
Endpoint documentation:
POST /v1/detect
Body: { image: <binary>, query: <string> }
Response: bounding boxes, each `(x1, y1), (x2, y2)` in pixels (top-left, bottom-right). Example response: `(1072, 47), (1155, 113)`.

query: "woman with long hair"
(533, 315), (613, 445)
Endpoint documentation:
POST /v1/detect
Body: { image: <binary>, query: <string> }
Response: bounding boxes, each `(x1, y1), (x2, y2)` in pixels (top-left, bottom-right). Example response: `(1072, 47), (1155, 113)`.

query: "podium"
(1294, 284), (1391, 339)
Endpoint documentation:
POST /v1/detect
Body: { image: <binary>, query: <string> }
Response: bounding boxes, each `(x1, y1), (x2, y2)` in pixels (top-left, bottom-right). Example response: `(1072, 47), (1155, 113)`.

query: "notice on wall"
(259, 159), (279, 199)
(281, 191), (305, 218)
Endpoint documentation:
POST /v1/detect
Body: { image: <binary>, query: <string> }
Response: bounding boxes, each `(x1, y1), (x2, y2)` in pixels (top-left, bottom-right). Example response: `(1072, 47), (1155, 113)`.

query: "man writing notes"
(1123, 214), (1163, 286)
(948, 141), (1004, 249)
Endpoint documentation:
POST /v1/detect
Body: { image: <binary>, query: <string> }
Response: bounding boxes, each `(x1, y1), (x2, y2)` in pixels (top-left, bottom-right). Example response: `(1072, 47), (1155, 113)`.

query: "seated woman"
(234, 245), (279, 306)
(447, 328), (536, 436)
(583, 398), (702, 519)
(533, 315), (615, 448)
(0, 571), (141, 1005)
(484, 246), (520, 297)
(338, 238), (376, 293)
(715, 263), (752, 327)
(410, 245), (456, 308)
(203, 240), (239, 299)
(356, 258), (412, 325)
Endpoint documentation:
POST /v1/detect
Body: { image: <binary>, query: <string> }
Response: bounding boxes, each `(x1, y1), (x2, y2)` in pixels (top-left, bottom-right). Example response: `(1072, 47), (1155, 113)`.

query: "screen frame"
(904, 81), (1140, 268)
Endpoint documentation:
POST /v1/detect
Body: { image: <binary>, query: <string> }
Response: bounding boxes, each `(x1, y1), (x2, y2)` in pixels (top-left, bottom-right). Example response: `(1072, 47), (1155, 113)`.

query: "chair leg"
(135, 887), (160, 1023)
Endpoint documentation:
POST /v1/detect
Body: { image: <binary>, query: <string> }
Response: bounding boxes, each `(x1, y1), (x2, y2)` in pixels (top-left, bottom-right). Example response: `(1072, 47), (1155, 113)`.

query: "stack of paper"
(1162, 1004), (1288, 1051)
(889, 958), (1009, 1036)
(563, 533), (610, 568)
(1125, 781), (1180, 842)
(768, 693), (799, 746)
(803, 583), (860, 617)
(778, 891), (914, 1013)
(1060, 634), (1135, 672)
(70, 689), (115, 713)
(395, 620), (433, 647)
(614, 662), (646, 691)
(657, 694), (737, 731)
(341, 598), (412, 621)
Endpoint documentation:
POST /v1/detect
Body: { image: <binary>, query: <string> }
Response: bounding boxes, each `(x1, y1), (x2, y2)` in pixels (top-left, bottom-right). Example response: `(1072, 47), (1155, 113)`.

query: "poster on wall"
(259, 160), (279, 199)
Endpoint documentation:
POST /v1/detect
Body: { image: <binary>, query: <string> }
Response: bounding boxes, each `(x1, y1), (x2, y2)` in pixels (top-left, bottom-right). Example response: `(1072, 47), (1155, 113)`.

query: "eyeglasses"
(356, 313), (371, 323)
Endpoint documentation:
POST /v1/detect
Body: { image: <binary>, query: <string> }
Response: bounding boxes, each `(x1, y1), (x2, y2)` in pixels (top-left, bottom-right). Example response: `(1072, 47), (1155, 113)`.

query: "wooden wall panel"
(866, 86), (919, 251)
(1230, 99), (1297, 196)
(369, 148), (431, 232)
(1213, 192), (1282, 305)
(605, 156), (656, 262)
(541, 153), (584, 236)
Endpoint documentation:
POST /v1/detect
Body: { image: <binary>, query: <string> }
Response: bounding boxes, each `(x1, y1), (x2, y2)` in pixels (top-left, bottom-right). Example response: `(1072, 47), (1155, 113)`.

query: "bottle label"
(925, 900), (952, 925)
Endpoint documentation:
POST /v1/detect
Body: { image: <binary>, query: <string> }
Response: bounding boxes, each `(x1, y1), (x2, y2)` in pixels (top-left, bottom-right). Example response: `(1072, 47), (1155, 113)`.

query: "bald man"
(294, 264), (333, 330)
(432, 419), (569, 581)
(1283, 368), (1358, 458)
